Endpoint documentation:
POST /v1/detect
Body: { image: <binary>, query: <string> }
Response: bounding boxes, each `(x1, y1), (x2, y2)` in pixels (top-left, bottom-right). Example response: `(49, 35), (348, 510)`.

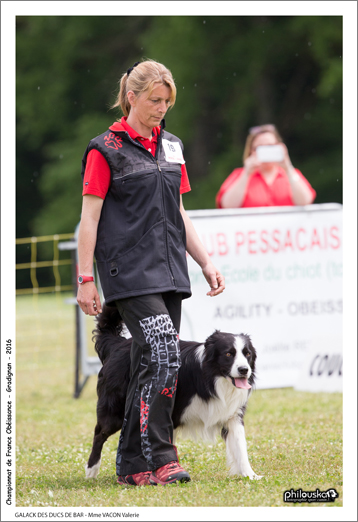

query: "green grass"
(15, 294), (343, 508)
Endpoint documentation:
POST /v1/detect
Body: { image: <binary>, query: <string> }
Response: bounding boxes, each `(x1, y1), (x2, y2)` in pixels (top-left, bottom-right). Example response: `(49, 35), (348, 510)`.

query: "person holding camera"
(77, 59), (225, 487)
(216, 124), (316, 208)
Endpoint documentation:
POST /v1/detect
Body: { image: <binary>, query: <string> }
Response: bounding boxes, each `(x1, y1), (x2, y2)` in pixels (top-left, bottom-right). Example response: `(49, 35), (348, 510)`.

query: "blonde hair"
(111, 59), (177, 117)
(243, 124), (283, 163)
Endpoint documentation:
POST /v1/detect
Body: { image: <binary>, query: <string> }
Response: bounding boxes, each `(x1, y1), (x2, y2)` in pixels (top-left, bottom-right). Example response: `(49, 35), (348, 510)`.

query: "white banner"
(295, 335), (342, 393)
(181, 204), (343, 390)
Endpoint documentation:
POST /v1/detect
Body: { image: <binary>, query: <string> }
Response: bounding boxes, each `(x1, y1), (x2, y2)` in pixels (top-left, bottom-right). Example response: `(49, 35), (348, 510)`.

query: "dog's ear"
(204, 330), (222, 362)
(205, 329), (222, 345)
(241, 333), (257, 364)
(241, 334), (257, 385)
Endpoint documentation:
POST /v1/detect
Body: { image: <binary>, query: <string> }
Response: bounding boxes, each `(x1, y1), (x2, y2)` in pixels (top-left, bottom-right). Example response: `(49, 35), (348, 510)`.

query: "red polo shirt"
(216, 167), (316, 208)
(83, 117), (191, 199)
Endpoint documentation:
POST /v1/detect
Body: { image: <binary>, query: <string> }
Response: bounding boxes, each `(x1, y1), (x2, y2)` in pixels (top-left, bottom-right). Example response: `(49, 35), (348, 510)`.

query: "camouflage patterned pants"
(115, 292), (182, 476)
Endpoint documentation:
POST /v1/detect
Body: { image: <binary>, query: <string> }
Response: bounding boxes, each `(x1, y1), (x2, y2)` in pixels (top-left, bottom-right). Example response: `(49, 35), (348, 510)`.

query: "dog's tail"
(92, 303), (125, 364)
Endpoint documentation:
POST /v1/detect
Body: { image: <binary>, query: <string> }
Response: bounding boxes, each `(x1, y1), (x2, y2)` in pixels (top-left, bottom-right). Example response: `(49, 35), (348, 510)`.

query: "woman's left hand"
(278, 143), (294, 172)
(202, 262), (225, 297)
(277, 143), (314, 204)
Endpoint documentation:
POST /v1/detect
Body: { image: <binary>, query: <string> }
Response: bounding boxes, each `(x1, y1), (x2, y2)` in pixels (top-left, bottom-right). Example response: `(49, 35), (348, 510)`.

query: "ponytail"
(111, 59), (176, 118)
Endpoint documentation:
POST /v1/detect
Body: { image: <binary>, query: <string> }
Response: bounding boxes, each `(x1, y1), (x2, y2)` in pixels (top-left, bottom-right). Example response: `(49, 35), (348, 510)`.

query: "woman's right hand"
(243, 151), (262, 176)
(77, 281), (102, 316)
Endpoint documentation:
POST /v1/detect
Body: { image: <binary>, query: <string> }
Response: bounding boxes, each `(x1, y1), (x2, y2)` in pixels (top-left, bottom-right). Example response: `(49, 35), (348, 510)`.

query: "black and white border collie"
(85, 305), (262, 480)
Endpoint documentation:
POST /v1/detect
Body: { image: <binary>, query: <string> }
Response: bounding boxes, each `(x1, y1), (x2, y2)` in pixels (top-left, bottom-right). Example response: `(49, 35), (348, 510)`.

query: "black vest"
(81, 121), (192, 305)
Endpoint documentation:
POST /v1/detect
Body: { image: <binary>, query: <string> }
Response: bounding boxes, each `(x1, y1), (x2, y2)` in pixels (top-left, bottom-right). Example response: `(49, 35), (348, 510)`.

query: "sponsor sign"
(294, 335), (342, 392)
(181, 204), (342, 390)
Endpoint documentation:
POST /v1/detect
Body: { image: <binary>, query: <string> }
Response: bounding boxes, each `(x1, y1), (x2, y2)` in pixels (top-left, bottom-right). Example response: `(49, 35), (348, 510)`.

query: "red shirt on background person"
(216, 124), (316, 209)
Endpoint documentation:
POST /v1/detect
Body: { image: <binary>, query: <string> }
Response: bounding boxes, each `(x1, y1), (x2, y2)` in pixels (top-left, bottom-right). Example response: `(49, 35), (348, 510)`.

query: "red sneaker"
(117, 471), (152, 486)
(149, 461), (191, 485)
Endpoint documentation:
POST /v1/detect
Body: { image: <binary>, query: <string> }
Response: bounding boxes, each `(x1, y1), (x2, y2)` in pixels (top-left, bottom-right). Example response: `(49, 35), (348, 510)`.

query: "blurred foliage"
(16, 16), (342, 286)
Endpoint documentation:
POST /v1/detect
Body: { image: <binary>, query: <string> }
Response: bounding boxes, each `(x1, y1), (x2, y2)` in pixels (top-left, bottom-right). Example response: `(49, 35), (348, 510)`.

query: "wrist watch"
(78, 275), (94, 284)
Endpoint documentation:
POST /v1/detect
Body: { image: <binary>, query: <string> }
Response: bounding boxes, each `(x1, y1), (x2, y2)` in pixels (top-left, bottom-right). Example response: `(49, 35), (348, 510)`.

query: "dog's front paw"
(237, 467), (263, 480)
(85, 461), (101, 479)
(249, 472), (263, 480)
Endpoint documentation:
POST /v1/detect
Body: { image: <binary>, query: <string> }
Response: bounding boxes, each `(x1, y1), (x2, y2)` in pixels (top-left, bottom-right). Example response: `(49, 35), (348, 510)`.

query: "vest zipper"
(156, 123), (176, 288)
(156, 159), (176, 286)
(117, 129), (176, 288)
(156, 126), (176, 286)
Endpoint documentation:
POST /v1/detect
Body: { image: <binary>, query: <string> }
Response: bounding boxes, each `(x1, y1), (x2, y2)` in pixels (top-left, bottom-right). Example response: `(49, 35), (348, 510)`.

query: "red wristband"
(78, 275), (94, 284)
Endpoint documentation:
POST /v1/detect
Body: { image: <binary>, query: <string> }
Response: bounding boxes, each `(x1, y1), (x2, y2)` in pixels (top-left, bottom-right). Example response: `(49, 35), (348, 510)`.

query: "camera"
(256, 145), (284, 163)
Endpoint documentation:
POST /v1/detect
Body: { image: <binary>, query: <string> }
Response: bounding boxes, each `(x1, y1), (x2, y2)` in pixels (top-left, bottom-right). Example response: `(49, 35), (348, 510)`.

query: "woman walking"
(77, 60), (225, 486)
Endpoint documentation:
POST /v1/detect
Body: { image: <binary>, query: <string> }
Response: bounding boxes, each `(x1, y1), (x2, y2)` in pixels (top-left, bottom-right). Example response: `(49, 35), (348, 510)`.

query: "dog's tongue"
(234, 378), (251, 389)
